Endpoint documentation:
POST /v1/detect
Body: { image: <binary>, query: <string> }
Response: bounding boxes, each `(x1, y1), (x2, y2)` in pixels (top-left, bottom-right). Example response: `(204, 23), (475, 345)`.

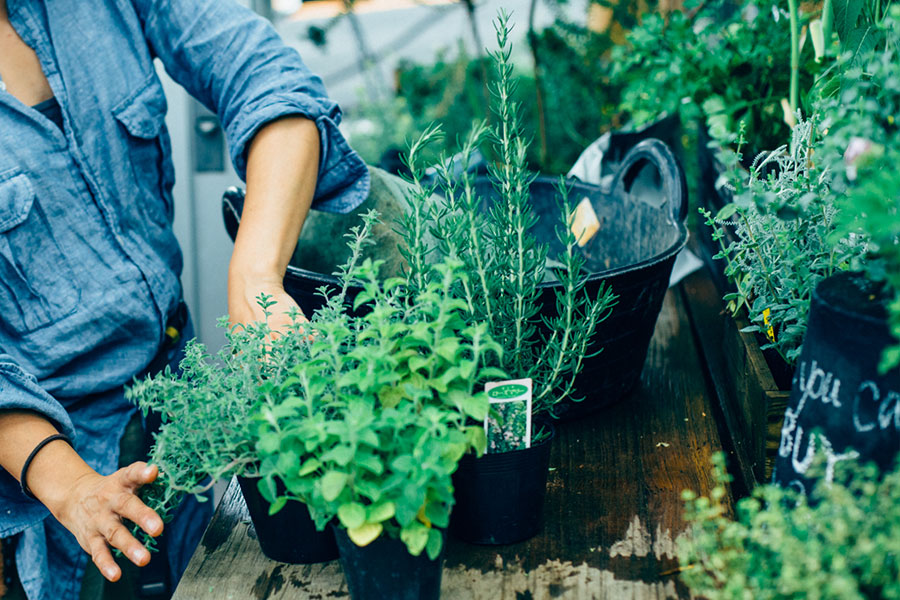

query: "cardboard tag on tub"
(485, 379), (532, 453)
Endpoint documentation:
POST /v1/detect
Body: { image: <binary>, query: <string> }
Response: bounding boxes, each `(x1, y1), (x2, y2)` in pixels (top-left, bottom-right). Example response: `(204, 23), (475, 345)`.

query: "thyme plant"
(126, 214), (383, 547)
(252, 211), (504, 559)
(678, 454), (900, 599)
(702, 116), (867, 365)
(398, 11), (616, 418)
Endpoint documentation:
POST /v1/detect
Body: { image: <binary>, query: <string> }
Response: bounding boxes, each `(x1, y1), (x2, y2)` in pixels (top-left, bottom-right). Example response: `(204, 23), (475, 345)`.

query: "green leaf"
(337, 502), (367, 530)
(322, 445), (355, 467)
(298, 458), (321, 477)
(368, 501), (396, 523)
(391, 456), (415, 473)
(378, 385), (404, 409)
(716, 203), (739, 221)
(268, 496), (288, 516)
(425, 528), (443, 561)
(400, 522), (429, 556)
(347, 522), (382, 547)
(355, 453), (384, 475)
(320, 471), (348, 502)
(460, 392), (488, 421)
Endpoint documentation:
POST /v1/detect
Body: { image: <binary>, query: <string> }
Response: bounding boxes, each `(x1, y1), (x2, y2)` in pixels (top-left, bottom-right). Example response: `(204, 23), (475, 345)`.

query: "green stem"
(788, 0), (800, 113)
(822, 0), (834, 54)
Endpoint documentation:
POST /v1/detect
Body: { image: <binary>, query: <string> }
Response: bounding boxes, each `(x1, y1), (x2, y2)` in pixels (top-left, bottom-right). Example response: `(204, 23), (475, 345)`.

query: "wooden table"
(173, 276), (732, 599)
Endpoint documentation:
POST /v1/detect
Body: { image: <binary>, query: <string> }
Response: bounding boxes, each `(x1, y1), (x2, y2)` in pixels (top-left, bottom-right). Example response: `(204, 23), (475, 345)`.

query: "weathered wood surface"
(173, 287), (728, 600)
(679, 269), (790, 490)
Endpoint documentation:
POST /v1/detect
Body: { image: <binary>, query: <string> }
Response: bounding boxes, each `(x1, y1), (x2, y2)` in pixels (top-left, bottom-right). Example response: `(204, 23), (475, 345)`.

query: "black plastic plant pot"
(332, 526), (446, 600)
(450, 426), (554, 545)
(237, 475), (339, 564)
(773, 272), (900, 493)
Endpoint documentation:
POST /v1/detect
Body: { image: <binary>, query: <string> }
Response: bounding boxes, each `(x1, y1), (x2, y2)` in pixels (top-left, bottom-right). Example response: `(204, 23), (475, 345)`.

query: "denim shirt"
(0, 0), (369, 597)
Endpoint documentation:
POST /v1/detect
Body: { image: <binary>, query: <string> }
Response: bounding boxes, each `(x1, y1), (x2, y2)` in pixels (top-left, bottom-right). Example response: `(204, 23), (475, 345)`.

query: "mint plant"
(255, 214), (505, 559)
(397, 11), (617, 420)
(678, 454), (900, 599)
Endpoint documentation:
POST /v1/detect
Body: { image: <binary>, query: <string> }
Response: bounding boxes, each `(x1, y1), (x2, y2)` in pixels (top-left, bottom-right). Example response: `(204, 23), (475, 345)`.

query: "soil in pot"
(450, 425), (554, 545)
(237, 475), (338, 564)
(773, 271), (900, 493)
(332, 527), (446, 600)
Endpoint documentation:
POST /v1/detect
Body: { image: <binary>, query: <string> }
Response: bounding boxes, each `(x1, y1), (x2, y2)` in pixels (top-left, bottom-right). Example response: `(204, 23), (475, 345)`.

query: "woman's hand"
(0, 412), (165, 583)
(50, 462), (164, 582)
(227, 271), (307, 333)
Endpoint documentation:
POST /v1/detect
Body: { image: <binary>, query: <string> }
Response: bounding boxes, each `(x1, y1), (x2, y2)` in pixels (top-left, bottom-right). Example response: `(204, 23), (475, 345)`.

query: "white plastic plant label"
(484, 378), (533, 453)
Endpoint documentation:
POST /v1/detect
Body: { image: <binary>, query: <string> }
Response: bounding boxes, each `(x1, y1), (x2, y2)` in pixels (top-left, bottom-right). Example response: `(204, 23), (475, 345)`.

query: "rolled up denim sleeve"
(132, 0), (369, 213)
(0, 359), (75, 439)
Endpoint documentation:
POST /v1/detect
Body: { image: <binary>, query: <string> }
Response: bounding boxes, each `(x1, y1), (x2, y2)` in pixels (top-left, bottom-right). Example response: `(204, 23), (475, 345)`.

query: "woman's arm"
(0, 411), (163, 582)
(227, 115), (319, 328)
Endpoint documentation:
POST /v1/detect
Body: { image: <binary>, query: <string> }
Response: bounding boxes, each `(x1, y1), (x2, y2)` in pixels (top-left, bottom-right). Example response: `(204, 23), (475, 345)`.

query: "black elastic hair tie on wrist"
(20, 433), (73, 500)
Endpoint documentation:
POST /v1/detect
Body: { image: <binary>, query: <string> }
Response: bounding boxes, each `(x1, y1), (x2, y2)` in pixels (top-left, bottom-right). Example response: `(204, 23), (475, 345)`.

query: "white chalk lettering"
(878, 391), (900, 432)
(854, 381), (879, 433)
(853, 381), (900, 433)
(791, 425), (817, 474)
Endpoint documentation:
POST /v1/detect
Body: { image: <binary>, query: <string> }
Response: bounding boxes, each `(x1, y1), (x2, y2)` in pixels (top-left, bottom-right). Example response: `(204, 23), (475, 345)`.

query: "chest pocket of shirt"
(112, 75), (174, 226)
(0, 170), (81, 333)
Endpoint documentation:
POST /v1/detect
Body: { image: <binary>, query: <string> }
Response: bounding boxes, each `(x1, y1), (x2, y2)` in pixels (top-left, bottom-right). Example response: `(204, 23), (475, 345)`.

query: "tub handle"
(615, 138), (688, 224)
(222, 186), (246, 243)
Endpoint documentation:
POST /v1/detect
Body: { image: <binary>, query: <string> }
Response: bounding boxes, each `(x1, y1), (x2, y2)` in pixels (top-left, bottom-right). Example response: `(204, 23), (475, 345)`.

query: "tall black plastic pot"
(237, 475), (338, 564)
(332, 527), (446, 600)
(450, 426), (554, 545)
(773, 272), (900, 493)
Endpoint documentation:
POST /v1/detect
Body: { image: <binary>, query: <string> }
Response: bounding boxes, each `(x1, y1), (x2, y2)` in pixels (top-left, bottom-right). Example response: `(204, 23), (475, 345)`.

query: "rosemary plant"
(398, 11), (616, 419)
(702, 116), (867, 365)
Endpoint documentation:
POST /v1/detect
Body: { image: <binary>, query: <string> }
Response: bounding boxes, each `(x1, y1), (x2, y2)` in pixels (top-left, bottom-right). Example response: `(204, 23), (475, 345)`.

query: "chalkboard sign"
(774, 272), (900, 493)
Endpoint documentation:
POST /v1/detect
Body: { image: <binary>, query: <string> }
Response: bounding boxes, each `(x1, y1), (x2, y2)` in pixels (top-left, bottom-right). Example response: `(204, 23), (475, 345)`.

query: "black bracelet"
(20, 433), (74, 500)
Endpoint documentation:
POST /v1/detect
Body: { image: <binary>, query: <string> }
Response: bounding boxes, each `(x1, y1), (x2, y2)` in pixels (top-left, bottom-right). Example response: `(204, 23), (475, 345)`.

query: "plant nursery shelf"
(172, 280), (732, 600)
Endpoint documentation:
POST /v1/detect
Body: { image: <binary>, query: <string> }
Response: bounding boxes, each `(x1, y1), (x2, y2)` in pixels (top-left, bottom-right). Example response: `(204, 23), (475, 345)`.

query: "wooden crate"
(680, 268), (791, 490)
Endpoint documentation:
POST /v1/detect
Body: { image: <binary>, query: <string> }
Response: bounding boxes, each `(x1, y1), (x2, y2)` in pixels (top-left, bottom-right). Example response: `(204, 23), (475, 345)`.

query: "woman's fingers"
(115, 489), (164, 537)
(119, 462), (157, 489)
(88, 535), (121, 582)
(105, 521), (151, 567)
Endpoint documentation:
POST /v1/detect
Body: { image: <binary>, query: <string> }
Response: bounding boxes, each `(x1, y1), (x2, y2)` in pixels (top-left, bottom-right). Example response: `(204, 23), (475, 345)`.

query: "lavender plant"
(701, 116), (867, 365)
(398, 11), (617, 419)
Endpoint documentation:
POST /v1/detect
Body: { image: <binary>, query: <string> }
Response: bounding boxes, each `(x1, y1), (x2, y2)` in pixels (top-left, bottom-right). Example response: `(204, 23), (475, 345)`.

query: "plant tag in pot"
(484, 379), (532, 453)
(568, 197), (600, 248)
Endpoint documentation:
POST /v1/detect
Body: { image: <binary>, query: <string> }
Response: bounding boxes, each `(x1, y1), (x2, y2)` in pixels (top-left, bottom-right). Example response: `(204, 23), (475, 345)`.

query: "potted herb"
(254, 216), (504, 599)
(678, 454), (900, 599)
(772, 11), (900, 490)
(127, 298), (339, 564)
(392, 12), (617, 545)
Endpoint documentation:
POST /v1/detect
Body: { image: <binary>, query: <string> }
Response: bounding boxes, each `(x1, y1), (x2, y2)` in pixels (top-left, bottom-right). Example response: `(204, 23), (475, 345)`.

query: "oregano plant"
(254, 212), (506, 559)
(678, 453), (900, 599)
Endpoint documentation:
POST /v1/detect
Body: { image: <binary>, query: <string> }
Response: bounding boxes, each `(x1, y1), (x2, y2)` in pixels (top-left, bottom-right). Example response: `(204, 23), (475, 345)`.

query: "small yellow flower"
(762, 308), (775, 342)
